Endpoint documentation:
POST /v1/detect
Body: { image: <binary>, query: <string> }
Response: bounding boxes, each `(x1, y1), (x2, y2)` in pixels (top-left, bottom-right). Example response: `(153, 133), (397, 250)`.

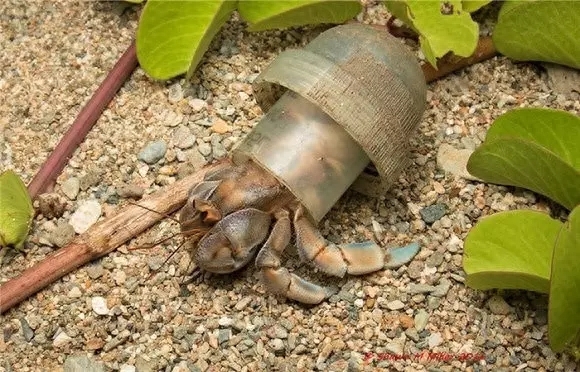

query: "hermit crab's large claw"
(195, 208), (272, 274)
(293, 206), (419, 277)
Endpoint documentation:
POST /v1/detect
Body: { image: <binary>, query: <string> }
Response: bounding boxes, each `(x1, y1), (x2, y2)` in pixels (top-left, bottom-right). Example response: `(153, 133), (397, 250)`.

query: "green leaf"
(464, 210), (562, 293)
(0, 170), (34, 251)
(238, 0), (361, 32)
(485, 108), (580, 170)
(462, 0), (491, 13)
(493, 0), (580, 69)
(383, 0), (479, 66)
(549, 206), (580, 354)
(467, 109), (580, 210)
(136, 0), (237, 80)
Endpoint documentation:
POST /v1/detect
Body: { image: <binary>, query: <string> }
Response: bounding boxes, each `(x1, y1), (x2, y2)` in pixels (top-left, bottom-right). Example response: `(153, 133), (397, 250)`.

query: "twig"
(27, 42), (138, 199)
(422, 36), (497, 83)
(0, 162), (225, 314)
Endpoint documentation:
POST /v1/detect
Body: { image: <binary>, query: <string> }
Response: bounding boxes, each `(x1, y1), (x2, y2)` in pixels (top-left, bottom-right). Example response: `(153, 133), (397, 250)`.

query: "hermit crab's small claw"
(195, 208), (271, 274)
(384, 242), (420, 269)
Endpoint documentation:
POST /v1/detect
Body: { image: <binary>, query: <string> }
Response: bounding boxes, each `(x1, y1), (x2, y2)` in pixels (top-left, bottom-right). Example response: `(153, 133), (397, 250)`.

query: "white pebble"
(68, 286), (82, 298)
(114, 270), (127, 285)
(138, 164), (149, 177)
(91, 296), (109, 315)
(53, 330), (72, 347)
(427, 332), (443, 348)
(120, 365), (136, 372)
(218, 316), (233, 327)
(386, 300), (405, 310)
(61, 177), (80, 200)
(188, 98), (207, 112)
(354, 298), (364, 308)
(69, 200), (102, 234)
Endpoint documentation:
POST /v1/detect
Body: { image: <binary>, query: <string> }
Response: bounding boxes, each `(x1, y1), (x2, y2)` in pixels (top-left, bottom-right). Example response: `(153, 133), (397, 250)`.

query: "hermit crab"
(179, 24), (427, 304)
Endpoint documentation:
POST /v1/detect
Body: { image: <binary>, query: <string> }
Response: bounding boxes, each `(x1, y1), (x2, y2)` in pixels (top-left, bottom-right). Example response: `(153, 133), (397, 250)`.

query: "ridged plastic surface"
(234, 24), (427, 220)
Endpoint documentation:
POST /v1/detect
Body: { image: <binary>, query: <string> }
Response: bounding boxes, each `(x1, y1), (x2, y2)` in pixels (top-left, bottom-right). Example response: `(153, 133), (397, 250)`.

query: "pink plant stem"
(27, 42), (138, 199)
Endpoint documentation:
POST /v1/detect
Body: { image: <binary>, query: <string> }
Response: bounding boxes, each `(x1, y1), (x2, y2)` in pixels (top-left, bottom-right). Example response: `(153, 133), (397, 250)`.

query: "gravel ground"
(1, 1), (579, 372)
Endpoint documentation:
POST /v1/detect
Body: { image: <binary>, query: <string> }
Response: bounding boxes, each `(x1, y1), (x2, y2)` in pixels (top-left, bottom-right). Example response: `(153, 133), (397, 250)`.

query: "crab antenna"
(126, 200), (181, 224)
(146, 239), (189, 281)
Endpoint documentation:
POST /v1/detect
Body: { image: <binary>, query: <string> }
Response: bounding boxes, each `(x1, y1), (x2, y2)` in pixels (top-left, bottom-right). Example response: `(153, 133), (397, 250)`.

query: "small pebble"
(267, 325), (288, 339)
(79, 170), (100, 191)
(68, 286), (82, 298)
(427, 332), (443, 348)
(168, 83), (183, 103)
(487, 295), (512, 315)
(414, 309), (429, 331)
(426, 251), (445, 268)
(161, 110), (182, 127)
(385, 336), (405, 355)
(63, 355), (105, 372)
(212, 143), (227, 159)
(211, 118), (231, 134)
(53, 331), (73, 347)
(437, 144), (480, 181)
(218, 317), (233, 327)
(91, 296), (109, 315)
(188, 98), (207, 112)
(197, 143), (211, 156)
(113, 270), (126, 285)
(37, 193), (67, 219)
(218, 329), (231, 345)
(207, 331), (219, 349)
(61, 177), (80, 200)
(420, 204), (447, 224)
(69, 200), (102, 234)
(135, 356), (157, 372)
(173, 126), (196, 149)
(86, 262), (104, 279)
(432, 279), (451, 297)
(269, 338), (285, 354)
(116, 184), (144, 199)
(317, 342), (334, 365)
(119, 365), (136, 372)
(386, 300), (405, 311)
(234, 297), (252, 311)
(19, 318), (34, 342)
(399, 314), (414, 329)
(49, 222), (76, 248)
(138, 140), (167, 164)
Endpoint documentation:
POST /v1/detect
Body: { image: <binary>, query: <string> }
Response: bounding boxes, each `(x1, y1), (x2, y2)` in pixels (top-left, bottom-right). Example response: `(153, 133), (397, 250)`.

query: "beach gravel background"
(1, 1), (578, 371)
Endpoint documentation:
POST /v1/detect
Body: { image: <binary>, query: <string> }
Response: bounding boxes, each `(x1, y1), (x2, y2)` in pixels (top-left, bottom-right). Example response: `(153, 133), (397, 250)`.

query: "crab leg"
(256, 209), (336, 304)
(293, 206), (419, 277)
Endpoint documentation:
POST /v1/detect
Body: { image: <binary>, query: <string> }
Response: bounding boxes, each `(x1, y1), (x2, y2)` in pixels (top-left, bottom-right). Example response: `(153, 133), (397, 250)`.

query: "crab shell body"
(179, 24), (426, 304)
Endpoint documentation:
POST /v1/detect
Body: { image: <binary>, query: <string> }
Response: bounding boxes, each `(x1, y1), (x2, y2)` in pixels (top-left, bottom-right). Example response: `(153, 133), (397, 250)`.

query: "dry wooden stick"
(0, 162), (224, 314)
(422, 36), (497, 83)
